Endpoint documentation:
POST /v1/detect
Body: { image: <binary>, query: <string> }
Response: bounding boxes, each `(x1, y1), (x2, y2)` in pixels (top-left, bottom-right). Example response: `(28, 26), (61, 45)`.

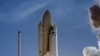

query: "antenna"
(18, 31), (21, 56)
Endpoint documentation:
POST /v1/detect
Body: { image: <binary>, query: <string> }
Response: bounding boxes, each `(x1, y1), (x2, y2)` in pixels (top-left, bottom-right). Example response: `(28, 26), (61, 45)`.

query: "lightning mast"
(18, 31), (21, 56)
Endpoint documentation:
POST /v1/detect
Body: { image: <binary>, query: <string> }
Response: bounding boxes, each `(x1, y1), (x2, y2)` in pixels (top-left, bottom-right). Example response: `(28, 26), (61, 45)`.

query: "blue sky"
(0, 0), (97, 56)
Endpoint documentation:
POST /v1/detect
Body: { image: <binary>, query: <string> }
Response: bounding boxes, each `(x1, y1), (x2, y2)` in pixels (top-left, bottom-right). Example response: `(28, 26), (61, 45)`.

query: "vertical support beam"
(18, 31), (21, 56)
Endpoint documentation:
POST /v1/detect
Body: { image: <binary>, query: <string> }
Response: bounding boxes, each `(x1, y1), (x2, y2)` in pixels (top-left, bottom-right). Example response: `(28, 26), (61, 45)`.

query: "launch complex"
(17, 10), (58, 56)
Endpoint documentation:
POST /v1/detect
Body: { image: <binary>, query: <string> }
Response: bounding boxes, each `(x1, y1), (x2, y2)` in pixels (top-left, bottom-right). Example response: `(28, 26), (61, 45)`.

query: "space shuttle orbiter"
(38, 10), (58, 56)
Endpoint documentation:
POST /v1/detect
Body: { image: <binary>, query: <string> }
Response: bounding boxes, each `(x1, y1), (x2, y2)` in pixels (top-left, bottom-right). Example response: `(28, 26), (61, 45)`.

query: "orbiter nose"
(50, 25), (57, 35)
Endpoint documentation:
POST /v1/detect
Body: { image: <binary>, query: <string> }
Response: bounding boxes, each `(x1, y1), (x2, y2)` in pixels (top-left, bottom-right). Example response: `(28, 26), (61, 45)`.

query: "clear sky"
(0, 0), (97, 56)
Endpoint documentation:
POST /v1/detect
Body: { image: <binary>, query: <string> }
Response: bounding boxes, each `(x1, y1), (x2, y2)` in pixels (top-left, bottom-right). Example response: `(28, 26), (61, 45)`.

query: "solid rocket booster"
(18, 31), (21, 56)
(38, 21), (44, 56)
(38, 10), (58, 56)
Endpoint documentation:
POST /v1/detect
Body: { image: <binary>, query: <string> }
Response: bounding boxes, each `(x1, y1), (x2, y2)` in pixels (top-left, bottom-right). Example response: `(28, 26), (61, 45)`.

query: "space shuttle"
(38, 10), (58, 56)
